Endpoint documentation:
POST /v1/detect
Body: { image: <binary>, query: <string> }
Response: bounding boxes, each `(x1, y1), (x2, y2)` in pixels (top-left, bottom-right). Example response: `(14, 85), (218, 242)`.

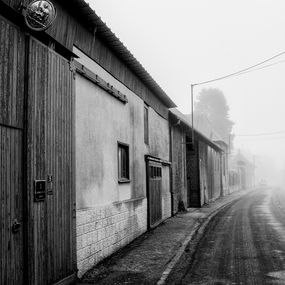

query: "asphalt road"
(167, 188), (285, 285)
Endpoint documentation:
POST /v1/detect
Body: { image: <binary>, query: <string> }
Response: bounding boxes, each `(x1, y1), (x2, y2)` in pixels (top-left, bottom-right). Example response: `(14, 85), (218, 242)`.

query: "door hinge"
(69, 59), (76, 80)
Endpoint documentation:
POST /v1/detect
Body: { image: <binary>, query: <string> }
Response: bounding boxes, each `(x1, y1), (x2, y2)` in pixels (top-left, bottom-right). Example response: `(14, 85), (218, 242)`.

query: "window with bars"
(118, 142), (130, 182)
(150, 166), (162, 178)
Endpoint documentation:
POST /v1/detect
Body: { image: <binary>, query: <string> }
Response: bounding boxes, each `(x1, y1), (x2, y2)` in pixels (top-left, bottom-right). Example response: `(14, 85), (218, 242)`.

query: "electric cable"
(235, 59), (285, 76)
(235, 130), (285, 137)
(193, 50), (285, 86)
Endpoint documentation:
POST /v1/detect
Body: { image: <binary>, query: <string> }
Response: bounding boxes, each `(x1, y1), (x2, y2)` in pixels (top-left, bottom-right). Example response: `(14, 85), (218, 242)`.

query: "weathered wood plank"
(148, 162), (162, 227)
(27, 37), (75, 284)
(0, 16), (25, 285)
(0, 126), (24, 284)
(46, 46), (76, 282)
(0, 16), (24, 129)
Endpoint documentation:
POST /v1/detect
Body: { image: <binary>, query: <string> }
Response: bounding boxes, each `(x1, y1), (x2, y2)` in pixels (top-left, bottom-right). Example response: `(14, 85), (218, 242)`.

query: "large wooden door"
(26, 37), (76, 285)
(0, 15), (76, 284)
(0, 16), (25, 285)
(146, 159), (162, 228)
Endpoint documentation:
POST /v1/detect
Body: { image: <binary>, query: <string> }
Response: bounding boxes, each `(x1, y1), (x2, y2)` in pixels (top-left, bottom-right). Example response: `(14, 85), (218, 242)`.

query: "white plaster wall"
(148, 108), (170, 161)
(74, 47), (150, 277)
(74, 47), (171, 276)
(75, 47), (146, 209)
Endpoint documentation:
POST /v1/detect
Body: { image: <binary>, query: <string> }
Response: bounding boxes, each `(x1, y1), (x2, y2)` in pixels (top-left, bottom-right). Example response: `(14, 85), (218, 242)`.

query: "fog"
(90, 0), (285, 188)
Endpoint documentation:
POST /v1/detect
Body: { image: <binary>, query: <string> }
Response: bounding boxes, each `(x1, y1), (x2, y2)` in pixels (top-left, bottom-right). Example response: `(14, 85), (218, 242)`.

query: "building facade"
(0, 0), (243, 283)
(0, 0), (175, 283)
(74, 48), (174, 276)
(169, 109), (225, 210)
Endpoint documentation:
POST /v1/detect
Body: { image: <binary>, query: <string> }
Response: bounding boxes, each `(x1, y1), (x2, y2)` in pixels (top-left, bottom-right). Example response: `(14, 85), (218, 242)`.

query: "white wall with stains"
(74, 47), (172, 276)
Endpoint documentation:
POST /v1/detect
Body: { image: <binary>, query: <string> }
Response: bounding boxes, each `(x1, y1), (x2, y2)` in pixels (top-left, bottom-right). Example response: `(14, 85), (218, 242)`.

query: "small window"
(118, 142), (130, 182)
(144, 105), (149, 144)
(150, 166), (162, 178)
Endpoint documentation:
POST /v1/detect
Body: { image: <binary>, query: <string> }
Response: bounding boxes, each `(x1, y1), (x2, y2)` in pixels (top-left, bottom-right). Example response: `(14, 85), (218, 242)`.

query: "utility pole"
(191, 84), (194, 147)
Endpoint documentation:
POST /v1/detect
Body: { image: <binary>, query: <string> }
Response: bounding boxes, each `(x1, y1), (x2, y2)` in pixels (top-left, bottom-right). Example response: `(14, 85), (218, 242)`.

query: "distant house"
(214, 140), (230, 196)
(188, 113), (230, 197)
(229, 151), (255, 191)
(169, 109), (226, 210)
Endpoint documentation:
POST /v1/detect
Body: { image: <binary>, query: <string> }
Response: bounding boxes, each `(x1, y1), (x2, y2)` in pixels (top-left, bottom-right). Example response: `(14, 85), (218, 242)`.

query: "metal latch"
(47, 175), (53, 195)
(11, 220), (21, 234)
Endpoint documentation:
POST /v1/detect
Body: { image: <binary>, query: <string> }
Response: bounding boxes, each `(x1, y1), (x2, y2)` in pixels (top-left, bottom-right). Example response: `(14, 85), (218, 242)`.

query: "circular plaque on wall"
(24, 0), (57, 31)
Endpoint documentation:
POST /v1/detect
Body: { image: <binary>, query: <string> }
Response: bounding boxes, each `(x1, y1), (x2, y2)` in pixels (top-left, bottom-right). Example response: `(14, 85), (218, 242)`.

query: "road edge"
(156, 192), (246, 285)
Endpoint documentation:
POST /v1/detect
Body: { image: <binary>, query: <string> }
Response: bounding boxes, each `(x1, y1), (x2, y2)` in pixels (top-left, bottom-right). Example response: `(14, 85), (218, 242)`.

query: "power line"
(236, 136), (285, 141)
(236, 59), (285, 76)
(193, 50), (285, 86)
(235, 130), (285, 137)
(190, 50), (285, 146)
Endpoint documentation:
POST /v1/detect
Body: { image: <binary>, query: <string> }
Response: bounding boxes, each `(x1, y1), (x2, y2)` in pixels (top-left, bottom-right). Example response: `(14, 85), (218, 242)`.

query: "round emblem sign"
(24, 0), (57, 31)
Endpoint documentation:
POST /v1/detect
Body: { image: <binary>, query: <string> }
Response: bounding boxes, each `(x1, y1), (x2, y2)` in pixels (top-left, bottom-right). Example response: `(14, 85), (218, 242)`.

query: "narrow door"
(147, 160), (162, 228)
(0, 16), (25, 285)
(26, 37), (76, 284)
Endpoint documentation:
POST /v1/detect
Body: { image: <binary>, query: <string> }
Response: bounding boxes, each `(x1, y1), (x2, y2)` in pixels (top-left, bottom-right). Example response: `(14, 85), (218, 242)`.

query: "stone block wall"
(162, 191), (172, 220)
(76, 198), (147, 277)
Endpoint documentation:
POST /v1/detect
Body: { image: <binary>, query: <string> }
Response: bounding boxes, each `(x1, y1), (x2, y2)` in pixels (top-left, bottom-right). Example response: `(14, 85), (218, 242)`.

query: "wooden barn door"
(146, 159), (162, 228)
(0, 17), (25, 285)
(26, 37), (76, 284)
(0, 15), (75, 284)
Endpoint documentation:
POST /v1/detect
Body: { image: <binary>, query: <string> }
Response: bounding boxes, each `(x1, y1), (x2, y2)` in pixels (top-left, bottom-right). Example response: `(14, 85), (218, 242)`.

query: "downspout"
(169, 118), (181, 216)
(169, 123), (174, 216)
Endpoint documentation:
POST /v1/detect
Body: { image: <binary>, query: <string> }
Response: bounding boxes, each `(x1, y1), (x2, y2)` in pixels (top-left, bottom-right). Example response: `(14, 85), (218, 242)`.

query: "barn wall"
(1, 0), (171, 118)
(199, 141), (208, 206)
(75, 47), (146, 208)
(147, 108), (171, 220)
(187, 139), (200, 207)
(206, 147), (222, 202)
(171, 125), (187, 213)
(0, 0), (174, 281)
(74, 47), (171, 275)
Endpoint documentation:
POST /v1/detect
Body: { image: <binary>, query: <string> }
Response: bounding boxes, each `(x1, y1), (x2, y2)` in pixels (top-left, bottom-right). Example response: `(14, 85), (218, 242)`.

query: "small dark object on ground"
(178, 200), (187, 212)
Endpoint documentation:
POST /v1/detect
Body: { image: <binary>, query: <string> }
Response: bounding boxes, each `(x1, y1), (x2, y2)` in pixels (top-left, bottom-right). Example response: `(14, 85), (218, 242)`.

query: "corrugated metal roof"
(185, 113), (224, 142)
(69, 0), (176, 108)
(169, 108), (224, 151)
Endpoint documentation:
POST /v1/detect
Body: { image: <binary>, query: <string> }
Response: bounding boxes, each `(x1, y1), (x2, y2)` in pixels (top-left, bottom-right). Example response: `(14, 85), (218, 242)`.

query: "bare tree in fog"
(195, 88), (234, 142)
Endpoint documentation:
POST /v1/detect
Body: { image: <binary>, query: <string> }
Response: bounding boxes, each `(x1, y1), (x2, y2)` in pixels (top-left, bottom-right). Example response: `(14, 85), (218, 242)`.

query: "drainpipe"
(169, 118), (181, 216)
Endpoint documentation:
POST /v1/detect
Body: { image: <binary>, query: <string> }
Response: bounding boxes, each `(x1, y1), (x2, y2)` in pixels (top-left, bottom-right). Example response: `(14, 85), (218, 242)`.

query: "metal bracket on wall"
(74, 60), (128, 104)
(69, 59), (77, 80)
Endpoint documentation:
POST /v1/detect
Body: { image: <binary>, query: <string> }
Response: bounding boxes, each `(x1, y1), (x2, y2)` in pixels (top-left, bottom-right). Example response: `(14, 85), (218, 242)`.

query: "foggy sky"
(89, 0), (285, 184)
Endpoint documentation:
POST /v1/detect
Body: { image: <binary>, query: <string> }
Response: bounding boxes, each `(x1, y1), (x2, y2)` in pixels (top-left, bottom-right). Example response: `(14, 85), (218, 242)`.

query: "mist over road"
(168, 188), (285, 285)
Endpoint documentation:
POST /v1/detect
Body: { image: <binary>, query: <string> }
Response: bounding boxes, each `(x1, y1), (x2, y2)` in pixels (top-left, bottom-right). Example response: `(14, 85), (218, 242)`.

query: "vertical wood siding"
(0, 127), (23, 284)
(26, 36), (48, 285)
(0, 13), (75, 284)
(187, 140), (200, 207)
(46, 47), (75, 284)
(0, 16), (25, 285)
(27, 37), (75, 285)
(0, 15), (25, 128)
(171, 126), (187, 213)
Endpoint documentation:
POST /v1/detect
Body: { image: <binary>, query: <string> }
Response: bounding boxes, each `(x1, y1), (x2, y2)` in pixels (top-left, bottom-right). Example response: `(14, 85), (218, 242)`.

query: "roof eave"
(68, 0), (176, 108)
